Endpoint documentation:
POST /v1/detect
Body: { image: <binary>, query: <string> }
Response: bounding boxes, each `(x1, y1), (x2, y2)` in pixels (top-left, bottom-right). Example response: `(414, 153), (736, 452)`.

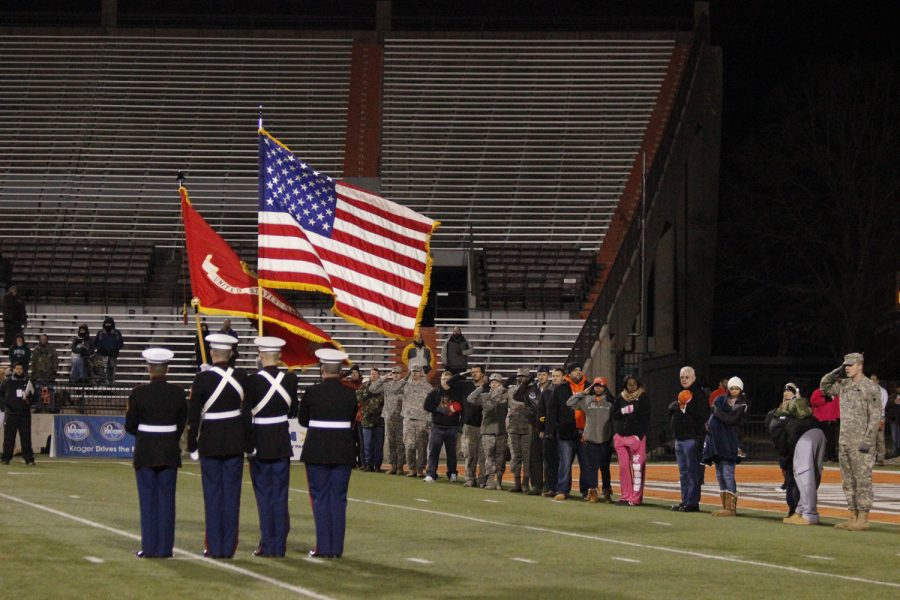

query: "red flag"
(256, 129), (439, 340)
(180, 186), (338, 368)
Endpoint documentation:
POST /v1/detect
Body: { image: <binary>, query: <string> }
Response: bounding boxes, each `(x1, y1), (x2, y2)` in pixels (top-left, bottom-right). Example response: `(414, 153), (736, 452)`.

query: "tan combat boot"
(847, 511), (870, 531)
(602, 488), (613, 504)
(834, 509), (858, 529)
(586, 488), (599, 503)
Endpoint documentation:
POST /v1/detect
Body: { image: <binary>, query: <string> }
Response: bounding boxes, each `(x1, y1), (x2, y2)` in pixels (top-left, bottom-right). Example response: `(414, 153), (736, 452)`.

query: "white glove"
(620, 404), (635, 415)
(200, 363), (211, 373)
(190, 450), (199, 461)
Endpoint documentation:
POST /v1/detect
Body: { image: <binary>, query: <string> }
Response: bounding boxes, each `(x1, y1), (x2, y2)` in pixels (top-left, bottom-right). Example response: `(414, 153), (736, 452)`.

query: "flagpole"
(257, 105), (265, 336)
(192, 298), (208, 365)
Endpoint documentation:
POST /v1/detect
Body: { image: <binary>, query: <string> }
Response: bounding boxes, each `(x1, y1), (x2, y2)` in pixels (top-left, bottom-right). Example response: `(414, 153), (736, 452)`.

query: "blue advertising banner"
(54, 415), (135, 458)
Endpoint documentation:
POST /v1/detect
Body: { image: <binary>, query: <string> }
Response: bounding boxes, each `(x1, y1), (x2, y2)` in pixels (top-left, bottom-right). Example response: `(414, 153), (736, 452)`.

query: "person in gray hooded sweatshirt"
(567, 376), (615, 503)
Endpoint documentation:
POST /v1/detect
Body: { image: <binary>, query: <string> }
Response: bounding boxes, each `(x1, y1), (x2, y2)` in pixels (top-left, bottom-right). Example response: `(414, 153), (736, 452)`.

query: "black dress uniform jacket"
(125, 378), (188, 469)
(298, 378), (356, 465)
(1, 375), (32, 415)
(243, 366), (298, 460)
(187, 363), (249, 457)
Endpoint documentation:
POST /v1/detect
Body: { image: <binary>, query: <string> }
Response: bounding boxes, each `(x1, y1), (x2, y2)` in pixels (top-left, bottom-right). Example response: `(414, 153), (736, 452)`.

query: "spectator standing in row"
(612, 375), (652, 506)
(810, 388), (840, 461)
(95, 316), (124, 385)
(566, 376), (615, 503)
(506, 367), (532, 493)
(0, 362), (35, 465)
(218, 319), (240, 368)
(538, 368), (564, 497)
(2, 284), (26, 348)
(30, 334), (59, 413)
(369, 364), (407, 475)
(423, 370), (463, 482)
(708, 378), (729, 407)
(550, 363), (589, 501)
(441, 326), (473, 375)
(402, 331), (435, 375)
(887, 384), (900, 458)
(69, 324), (93, 383)
(869, 374), (888, 466)
(514, 364), (552, 495)
(7, 333), (30, 372)
(702, 377), (749, 517)
(401, 367), (433, 478)
(669, 366), (709, 512)
(820, 353), (881, 531)
(357, 369), (385, 473)
(468, 372), (508, 490)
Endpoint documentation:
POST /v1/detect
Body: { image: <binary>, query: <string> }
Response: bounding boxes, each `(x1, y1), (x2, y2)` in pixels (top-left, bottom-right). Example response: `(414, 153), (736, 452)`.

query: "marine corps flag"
(180, 186), (338, 368)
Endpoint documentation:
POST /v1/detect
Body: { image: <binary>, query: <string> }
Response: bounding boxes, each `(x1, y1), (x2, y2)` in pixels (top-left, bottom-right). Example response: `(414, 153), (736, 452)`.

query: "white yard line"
(83, 556), (104, 564)
(510, 557), (537, 564)
(406, 558), (433, 565)
(414, 498), (431, 503)
(805, 555), (834, 561)
(280, 490), (899, 591)
(483, 499), (501, 503)
(0, 491), (334, 600)
(651, 521), (672, 526)
(612, 557), (641, 564)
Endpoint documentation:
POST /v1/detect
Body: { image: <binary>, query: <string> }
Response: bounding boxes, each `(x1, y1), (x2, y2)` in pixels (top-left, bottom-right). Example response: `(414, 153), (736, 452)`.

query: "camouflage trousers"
(481, 433), (508, 482)
(462, 424), (486, 484)
(403, 419), (429, 473)
(385, 416), (405, 468)
(507, 430), (531, 482)
(839, 441), (875, 511)
(875, 424), (885, 463)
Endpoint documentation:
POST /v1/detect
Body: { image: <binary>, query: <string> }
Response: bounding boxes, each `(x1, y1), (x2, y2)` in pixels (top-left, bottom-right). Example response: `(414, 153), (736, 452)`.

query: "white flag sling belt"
(252, 371), (290, 425)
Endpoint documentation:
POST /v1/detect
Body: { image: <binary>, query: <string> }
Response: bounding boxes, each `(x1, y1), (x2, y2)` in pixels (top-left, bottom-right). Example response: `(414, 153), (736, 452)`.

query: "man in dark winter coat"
(95, 316), (124, 385)
(668, 366), (709, 512)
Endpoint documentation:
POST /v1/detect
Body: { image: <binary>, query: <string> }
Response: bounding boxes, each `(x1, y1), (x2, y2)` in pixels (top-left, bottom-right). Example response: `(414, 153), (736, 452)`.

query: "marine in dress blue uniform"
(244, 336), (298, 558)
(124, 348), (187, 558)
(299, 348), (356, 558)
(186, 333), (249, 558)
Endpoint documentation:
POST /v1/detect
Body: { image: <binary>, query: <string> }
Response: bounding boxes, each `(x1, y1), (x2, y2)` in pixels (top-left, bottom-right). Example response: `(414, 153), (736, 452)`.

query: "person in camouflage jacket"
(357, 369), (386, 472)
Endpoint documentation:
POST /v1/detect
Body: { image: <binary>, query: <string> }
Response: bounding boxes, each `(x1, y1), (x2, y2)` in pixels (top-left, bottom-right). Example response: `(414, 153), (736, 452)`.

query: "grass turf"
(0, 459), (898, 599)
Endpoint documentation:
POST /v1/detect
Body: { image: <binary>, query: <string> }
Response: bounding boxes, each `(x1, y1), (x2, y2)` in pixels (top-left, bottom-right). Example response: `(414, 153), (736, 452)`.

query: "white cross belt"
(253, 415), (288, 425)
(308, 419), (351, 429)
(137, 424), (177, 433)
(202, 409), (242, 421)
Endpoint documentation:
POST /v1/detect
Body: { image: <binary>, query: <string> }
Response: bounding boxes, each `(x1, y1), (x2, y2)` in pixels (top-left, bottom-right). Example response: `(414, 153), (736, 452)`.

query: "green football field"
(0, 459), (898, 599)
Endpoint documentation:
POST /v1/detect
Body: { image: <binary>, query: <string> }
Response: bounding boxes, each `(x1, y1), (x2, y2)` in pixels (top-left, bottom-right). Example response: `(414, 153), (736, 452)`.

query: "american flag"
(256, 130), (439, 340)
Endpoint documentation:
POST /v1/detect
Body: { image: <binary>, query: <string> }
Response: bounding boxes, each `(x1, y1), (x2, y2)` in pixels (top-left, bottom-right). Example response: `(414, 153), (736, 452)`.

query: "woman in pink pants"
(612, 376), (652, 505)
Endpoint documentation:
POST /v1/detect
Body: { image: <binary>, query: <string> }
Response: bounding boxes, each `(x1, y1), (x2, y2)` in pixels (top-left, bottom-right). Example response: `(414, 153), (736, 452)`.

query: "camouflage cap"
(489, 372), (504, 382)
(516, 366), (529, 377)
(391, 365), (402, 374)
(842, 352), (864, 365)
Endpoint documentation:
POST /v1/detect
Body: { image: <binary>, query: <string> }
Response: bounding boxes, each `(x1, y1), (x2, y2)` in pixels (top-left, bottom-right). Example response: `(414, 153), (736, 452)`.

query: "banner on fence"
(54, 416), (135, 458)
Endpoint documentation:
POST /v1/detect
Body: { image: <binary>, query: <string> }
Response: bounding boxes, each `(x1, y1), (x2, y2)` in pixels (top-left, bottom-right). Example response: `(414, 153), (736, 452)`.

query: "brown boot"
(510, 475), (523, 493)
(847, 510), (870, 531)
(587, 488), (599, 503)
(834, 509), (858, 529)
(602, 488), (613, 504)
(711, 492), (727, 517)
(712, 492), (736, 517)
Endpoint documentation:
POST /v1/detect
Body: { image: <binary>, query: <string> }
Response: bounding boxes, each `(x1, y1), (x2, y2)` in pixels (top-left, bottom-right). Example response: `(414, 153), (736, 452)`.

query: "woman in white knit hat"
(701, 376), (749, 517)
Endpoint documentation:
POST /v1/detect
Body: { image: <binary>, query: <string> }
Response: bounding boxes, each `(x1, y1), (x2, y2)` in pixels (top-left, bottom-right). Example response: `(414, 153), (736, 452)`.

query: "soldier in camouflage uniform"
(820, 352), (882, 531)
(369, 364), (406, 474)
(461, 365), (488, 487)
(400, 367), (433, 478)
(506, 367), (532, 493)
(468, 372), (508, 490)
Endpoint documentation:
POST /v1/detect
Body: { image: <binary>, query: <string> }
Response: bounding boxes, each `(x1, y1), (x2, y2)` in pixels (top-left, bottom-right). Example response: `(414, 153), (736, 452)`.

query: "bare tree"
(715, 58), (900, 369)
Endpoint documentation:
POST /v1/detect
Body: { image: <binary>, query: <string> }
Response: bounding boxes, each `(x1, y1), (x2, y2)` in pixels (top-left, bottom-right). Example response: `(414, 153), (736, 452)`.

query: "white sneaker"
(449, 473), (458, 482)
(424, 476), (435, 483)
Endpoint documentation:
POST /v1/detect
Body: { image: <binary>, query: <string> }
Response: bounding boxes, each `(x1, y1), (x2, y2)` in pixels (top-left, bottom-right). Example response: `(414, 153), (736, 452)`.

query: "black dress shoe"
(671, 503), (685, 511)
(307, 550), (335, 558)
(135, 550), (145, 558)
(202, 549), (211, 558)
(680, 504), (700, 513)
(252, 548), (267, 557)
